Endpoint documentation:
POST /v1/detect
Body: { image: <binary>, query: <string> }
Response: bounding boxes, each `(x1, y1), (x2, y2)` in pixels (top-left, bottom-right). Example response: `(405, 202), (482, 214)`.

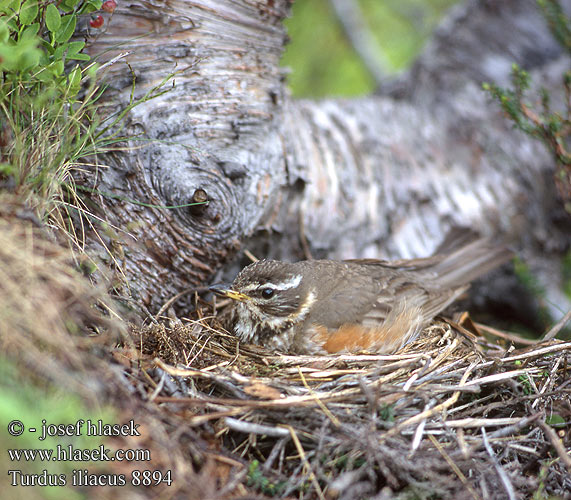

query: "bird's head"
(209, 260), (316, 341)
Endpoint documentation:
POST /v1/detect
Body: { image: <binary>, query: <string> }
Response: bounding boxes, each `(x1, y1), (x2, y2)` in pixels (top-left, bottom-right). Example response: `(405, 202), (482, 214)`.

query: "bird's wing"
(359, 273), (466, 328)
(306, 270), (467, 354)
(343, 255), (444, 271)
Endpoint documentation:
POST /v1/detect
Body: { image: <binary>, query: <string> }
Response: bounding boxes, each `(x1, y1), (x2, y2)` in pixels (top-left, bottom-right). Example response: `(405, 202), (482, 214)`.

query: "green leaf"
(53, 59), (65, 76)
(68, 41), (89, 60)
(0, 19), (9, 44)
(40, 38), (55, 55)
(36, 59), (64, 81)
(55, 14), (76, 43)
(69, 64), (82, 85)
(60, 0), (81, 11)
(35, 67), (55, 82)
(79, 0), (103, 14)
(0, 36), (40, 72)
(4, 15), (18, 32)
(68, 64), (82, 96)
(545, 414), (566, 427)
(0, 0), (19, 15)
(53, 44), (65, 61)
(68, 52), (89, 61)
(19, 0), (38, 26)
(86, 63), (99, 80)
(45, 4), (62, 33)
(54, 40), (89, 62)
(20, 22), (39, 40)
(47, 59), (64, 77)
(66, 40), (85, 55)
(0, 163), (15, 176)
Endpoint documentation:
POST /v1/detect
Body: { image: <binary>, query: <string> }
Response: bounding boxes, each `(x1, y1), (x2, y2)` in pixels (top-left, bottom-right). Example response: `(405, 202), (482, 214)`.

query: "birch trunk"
(84, 0), (570, 314)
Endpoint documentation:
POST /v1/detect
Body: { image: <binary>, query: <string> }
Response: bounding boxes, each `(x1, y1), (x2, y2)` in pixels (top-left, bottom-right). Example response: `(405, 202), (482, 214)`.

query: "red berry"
(89, 15), (104, 28)
(102, 0), (117, 13)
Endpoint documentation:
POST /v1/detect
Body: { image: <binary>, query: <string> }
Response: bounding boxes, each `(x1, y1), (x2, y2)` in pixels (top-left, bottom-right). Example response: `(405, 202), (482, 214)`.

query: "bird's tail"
(432, 238), (513, 288)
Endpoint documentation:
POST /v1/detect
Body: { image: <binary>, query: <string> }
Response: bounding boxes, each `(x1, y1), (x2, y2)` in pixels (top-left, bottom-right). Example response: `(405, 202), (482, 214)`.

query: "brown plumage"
(210, 239), (512, 354)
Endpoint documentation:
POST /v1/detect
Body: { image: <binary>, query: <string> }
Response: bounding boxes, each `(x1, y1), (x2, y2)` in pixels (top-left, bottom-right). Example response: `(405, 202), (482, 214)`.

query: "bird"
(209, 239), (512, 355)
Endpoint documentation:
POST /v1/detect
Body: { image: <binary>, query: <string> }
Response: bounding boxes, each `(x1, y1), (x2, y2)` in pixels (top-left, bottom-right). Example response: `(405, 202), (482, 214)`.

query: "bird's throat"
(233, 302), (293, 342)
(231, 289), (317, 352)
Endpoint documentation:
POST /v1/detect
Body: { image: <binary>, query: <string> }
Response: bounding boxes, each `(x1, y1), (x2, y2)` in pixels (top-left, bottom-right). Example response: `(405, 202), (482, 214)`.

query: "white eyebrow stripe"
(268, 274), (302, 290)
(241, 274), (302, 293)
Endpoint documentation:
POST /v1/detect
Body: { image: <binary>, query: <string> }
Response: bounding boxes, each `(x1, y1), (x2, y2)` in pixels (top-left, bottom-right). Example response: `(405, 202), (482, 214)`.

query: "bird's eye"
(260, 287), (275, 299)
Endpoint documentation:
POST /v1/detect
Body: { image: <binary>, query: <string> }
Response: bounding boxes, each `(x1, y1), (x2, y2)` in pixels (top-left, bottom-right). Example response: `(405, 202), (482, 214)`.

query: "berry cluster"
(90, 0), (117, 29)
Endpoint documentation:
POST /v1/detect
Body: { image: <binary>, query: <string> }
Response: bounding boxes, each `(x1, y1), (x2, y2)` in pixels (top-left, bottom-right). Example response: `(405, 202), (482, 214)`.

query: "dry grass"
(130, 307), (571, 500)
(1, 211), (570, 499)
(0, 204), (124, 388)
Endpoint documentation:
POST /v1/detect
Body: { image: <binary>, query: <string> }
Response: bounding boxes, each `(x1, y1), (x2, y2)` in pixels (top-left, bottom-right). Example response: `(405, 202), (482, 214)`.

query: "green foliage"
(0, 357), (116, 500)
(545, 413), (565, 427)
(379, 403), (395, 422)
(538, 0), (571, 51)
(247, 459), (287, 496)
(513, 256), (546, 299)
(331, 453), (366, 470)
(1, 1), (184, 236)
(0, 0), (101, 73)
(0, 0), (108, 224)
(517, 373), (533, 395)
(483, 0), (571, 212)
(281, 0), (374, 97)
(281, 0), (458, 97)
(512, 256), (556, 329)
(563, 250), (571, 299)
(531, 460), (562, 500)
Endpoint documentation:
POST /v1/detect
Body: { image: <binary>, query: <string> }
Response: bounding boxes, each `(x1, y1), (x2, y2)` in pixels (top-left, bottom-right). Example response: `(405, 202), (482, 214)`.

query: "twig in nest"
(454, 413), (543, 455)
(542, 309), (571, 341)
(474, 322), (537, 346)
(430, 417), (523, 429)
(224, 417), (290, 437)
(537, 420), (571, 473)
(429, 434), (482, 500)
(481, 427), (517, 500)
(286, 425), (325, 500)
(148, 369), (166, 401)
(155, 287), (210, 319)
(380, 362), (477, 441)
(298, 367), (341, 427)
(410, 398), (436, 456)
(263, 436), (289, 473)
(243, 248), (259, 263)
(463, 367), (541, 387)
(500, 342), (571, 362)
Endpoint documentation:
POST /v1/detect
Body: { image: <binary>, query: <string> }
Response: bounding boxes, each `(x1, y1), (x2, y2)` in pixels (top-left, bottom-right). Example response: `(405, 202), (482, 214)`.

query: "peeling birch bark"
(83, 0), (570, 315)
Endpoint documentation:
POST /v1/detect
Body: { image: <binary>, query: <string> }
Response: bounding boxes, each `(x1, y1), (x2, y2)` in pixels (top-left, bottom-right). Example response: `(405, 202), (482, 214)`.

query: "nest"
(127, 305), (571, 500)
(0, 213), (568, 498)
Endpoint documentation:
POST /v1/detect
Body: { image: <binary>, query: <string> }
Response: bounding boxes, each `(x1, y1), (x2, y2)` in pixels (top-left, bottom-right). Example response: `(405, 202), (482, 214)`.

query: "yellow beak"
(209, 283), (249, 302)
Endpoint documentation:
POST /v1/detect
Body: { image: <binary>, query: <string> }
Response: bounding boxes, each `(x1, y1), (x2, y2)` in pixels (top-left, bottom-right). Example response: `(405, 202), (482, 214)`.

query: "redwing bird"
(210, 239), (511, 354)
